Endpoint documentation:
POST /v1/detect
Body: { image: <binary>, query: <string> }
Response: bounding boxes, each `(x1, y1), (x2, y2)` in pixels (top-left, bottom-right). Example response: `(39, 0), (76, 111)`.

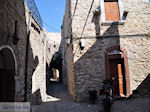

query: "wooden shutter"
(104, 1), (120, 21)
(117, 64), (124, 95)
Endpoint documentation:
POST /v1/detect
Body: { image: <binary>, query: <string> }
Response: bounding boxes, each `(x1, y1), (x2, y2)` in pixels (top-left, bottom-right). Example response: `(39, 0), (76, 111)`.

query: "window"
(104, 0), (120, 21)
(100, 0), (125, 25)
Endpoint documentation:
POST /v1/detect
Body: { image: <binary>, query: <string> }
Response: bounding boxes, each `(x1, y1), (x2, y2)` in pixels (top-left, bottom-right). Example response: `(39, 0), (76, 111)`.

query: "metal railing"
(25, 0), (43, 28)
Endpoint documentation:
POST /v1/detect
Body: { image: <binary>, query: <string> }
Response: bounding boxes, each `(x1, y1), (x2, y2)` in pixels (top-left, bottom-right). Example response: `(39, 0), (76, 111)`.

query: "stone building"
(46, 32), (61, 65)
(0, 0), (47, 104)
(25, 2), (47, 104)
(62, 0), (150, 102)
(0, 0), (27, 102)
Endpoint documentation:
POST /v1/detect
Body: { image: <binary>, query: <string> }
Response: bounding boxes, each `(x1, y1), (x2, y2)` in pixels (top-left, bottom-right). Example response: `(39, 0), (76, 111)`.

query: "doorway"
(105, 46), (131, 98)
(0, 46), (16, 102)
(0, 70), (15, 102)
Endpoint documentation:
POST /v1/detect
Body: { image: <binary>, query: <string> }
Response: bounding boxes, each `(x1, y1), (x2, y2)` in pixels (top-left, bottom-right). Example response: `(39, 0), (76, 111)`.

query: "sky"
(34, 0), (150, 32)
(35, 0), (66, 32)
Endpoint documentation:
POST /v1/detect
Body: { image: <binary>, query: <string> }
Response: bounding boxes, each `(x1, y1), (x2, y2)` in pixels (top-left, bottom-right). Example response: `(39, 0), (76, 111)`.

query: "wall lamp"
(79, 39), (85, 50)
(122, 10), (129, 20)
(64, 37), (72, 44)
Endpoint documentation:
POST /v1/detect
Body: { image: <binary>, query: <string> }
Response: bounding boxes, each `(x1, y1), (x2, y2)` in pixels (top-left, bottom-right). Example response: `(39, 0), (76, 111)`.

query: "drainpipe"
(24, 11), (32, 102)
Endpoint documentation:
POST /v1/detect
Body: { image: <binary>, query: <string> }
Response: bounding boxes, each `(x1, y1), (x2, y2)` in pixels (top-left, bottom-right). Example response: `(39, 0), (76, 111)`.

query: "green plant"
(145, 32), (150, 37)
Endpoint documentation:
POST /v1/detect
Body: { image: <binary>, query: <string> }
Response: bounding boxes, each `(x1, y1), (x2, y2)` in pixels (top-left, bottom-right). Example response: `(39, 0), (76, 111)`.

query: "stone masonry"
(0, 0), (48, 104)
(62, 0), (150, 102)
(46, 32), (61, 66)
(25, 4), (47, 104)
(0, 0), (27, 101)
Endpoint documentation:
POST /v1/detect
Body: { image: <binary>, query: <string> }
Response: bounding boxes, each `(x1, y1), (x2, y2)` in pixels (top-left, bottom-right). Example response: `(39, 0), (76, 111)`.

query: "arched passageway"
(0, 46), (16, 102)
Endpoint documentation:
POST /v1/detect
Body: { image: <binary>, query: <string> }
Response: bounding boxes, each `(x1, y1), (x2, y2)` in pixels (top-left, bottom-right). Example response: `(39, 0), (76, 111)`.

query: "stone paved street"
(32, 83), (103, 112)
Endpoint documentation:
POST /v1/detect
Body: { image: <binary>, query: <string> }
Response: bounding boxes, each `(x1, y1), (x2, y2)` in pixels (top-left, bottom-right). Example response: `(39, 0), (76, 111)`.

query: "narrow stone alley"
(32, 83), (102, 112)
(0, 0), (150, 112)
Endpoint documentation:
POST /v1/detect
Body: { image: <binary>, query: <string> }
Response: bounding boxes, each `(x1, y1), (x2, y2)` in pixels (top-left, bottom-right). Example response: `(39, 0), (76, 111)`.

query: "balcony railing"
(25, 0), (43, 28)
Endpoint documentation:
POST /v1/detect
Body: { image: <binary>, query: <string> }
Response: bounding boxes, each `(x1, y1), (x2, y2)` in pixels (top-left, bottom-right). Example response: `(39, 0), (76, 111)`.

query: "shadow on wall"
(31, 89), (42, 105)
(32, 56), (39, 74)
(129, 73), (150, 99)
(74, 22), (120, 102)
(46, 62), (50, 93)
(27, 33), (41, 105)
(0, 0), (28, 102)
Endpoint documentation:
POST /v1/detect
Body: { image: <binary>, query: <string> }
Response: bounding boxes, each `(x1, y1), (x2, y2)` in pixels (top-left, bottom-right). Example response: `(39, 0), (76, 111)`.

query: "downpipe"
(24, 11), (32, 102)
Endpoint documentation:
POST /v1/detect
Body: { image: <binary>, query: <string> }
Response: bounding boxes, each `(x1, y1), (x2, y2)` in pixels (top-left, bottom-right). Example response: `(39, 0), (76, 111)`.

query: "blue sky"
(35, 0), (66, 32)
(34, 0), (150, 32)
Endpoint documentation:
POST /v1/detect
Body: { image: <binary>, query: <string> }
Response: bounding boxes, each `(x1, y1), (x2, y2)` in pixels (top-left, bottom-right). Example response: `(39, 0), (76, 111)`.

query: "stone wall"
(62, 0), (150, 102)
(62, 0), (75, 100)
(25, 5), (47, 104)
(0, 0), (55, 104)
(0, 0), (27, 101)
(46, 32), (61, 65)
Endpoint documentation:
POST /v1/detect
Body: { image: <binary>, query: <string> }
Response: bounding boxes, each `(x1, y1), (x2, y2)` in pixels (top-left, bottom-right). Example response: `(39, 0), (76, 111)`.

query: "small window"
(104, 0), (120, 21)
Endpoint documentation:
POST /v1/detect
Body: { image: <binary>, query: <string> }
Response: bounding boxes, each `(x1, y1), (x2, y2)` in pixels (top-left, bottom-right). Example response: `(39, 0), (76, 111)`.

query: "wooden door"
(104, 1), (120, 21)
(109, 59), (124, 96)
(0, 70), (15, 102)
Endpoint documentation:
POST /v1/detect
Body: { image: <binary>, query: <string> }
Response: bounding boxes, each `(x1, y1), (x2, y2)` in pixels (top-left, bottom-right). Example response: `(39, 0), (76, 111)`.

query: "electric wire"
(72, 0), (79, 18)
(80, 0), (94, 38)
(43, 22), (60, 32)
(73, 0), (95, 57)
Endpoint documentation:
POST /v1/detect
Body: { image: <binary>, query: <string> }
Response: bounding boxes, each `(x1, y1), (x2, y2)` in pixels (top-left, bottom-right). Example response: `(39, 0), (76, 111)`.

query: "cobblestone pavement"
(32, 83), (103, 112)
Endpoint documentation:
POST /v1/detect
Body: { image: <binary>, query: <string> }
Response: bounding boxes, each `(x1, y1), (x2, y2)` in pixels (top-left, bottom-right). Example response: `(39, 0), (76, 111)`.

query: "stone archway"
(0, 45), (17, 102)
(105, 46), (131, 97)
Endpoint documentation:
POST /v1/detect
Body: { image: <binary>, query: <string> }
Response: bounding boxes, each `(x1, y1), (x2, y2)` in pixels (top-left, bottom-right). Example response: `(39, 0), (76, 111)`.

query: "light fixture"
(13, 21), (19, 45)
(64, 37), (72, 44)
(13, 36), (19, 45)
(79, 39), (85, 50)
(122, 10), (129, 20)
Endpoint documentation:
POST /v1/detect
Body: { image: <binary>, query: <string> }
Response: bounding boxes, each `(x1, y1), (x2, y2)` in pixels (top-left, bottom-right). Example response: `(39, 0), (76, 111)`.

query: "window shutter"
(104, 1), (120, 21)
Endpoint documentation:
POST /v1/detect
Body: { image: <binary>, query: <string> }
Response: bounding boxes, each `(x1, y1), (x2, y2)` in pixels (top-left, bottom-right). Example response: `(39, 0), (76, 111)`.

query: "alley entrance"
(46, 52), (63, 94)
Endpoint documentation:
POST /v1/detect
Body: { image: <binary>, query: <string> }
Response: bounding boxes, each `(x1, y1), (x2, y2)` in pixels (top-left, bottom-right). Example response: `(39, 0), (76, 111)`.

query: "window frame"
(100, 0), (125, 25)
